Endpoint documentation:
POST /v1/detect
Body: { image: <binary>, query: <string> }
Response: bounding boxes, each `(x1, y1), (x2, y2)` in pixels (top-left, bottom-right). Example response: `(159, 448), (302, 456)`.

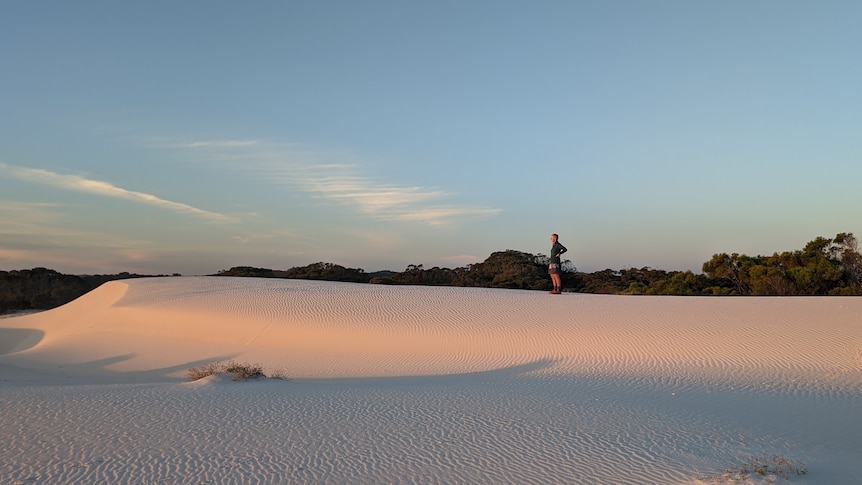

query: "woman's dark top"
(550, 241), (567, 265)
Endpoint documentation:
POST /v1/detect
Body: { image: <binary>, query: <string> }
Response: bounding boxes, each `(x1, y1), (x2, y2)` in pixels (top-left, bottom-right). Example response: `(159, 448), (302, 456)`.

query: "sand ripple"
(100, 278), (862, 393)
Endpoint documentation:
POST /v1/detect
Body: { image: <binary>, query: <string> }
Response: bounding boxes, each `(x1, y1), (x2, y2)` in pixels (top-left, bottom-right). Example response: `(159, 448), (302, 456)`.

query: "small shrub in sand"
(267, 368), (291, 381)
(706, 454), (807, 483)
(224, 361), (265, 380)
(186, 360), (289, 382)
(186, 362), (225, 381)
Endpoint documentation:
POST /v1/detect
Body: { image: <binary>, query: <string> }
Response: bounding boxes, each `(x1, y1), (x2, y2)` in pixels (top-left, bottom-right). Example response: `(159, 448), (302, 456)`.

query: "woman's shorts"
(548, 263), (561, 275)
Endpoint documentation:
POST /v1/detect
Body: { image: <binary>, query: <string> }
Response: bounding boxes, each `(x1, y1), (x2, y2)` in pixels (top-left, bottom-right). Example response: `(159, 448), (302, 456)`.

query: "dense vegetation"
(3, 233), (860, 314)
(216, 233), (862, 296)
(0, 268), (175, 314)
(701, 233), (862, 296)
(215, 250), (561, 290)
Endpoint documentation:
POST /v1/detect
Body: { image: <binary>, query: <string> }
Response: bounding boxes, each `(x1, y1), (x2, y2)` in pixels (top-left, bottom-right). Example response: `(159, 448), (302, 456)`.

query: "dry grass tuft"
(186, 360), (289, 382)
(223, 361), (265, 381)
(705, 454), (807, 483)
(186, 362), (225, 381)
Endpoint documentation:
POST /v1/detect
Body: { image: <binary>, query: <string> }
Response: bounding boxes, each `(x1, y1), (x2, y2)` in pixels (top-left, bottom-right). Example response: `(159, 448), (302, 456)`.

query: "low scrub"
(705, 454), (807, 483)
(187, 360), (289, 382)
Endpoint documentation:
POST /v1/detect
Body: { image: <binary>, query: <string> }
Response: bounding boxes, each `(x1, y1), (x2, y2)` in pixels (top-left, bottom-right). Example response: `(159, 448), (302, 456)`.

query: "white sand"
(1, 277), (860, 484)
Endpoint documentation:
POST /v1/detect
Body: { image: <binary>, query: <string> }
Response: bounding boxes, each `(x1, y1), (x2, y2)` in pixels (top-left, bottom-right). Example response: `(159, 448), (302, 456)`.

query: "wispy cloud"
(136, 136), (262, 149)
(149, 136), (502, 225)
(304, 177), (448, 211)
(386, 207), (502, 224)
(180, 140), (260, 149)
(216, 148), (500, 225)
(282, 166), (500, 224)
(294, 168), (501, 225)
(0, 162), (236, 223)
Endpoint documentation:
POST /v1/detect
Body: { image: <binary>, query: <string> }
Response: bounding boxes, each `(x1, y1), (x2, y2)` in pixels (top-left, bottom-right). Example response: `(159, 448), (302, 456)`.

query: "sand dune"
(1, 277), (860, 484)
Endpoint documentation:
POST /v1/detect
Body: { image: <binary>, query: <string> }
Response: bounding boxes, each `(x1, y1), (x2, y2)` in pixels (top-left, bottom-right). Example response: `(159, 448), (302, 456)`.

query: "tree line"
(3, 232), (860, 314)
(216, 232), (862, 296)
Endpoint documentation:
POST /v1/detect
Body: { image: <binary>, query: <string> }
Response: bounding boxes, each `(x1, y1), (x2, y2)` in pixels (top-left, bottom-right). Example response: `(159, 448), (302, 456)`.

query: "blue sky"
(2, 1), (860, 275)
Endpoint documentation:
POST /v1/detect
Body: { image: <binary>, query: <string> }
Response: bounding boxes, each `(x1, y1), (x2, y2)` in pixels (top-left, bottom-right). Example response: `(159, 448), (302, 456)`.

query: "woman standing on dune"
(548, 233), (567, 294)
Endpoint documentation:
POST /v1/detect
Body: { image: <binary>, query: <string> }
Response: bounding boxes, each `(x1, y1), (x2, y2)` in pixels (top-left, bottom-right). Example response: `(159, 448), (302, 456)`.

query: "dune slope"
(1, 277), (860, 484)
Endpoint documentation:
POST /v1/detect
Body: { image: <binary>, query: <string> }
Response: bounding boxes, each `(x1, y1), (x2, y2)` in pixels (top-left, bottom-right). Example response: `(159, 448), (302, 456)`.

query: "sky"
(2, 1), (861, 276)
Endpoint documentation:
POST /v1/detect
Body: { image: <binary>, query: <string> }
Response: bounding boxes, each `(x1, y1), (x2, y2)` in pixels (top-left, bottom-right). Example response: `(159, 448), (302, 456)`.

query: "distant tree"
(749, 264), (795, 296)
(215, 266), (277, 278)
(282, 262), (369, 283)
(0, 268), (160, 313)
(832, 232), (862, 293)
(368, 276), (397, 285)
(0, 268), (81, 312)
(579, 269), (625, 294)
(467, 250), (549, 289)
(388, 251), (552, 290)
(649, 271), (710, 295)
(702, 253), (755, 294)
(395, 264), (430, 285)
(701, 233), (861, 296)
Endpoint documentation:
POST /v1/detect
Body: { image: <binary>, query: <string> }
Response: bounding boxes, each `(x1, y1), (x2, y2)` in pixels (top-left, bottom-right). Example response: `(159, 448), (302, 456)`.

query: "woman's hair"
(552, 233), (559, 239)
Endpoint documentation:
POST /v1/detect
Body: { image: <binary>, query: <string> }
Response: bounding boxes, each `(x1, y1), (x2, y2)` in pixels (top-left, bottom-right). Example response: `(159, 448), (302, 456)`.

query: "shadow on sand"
(2, 349), (558, 386)
(0, 329), (45, 355)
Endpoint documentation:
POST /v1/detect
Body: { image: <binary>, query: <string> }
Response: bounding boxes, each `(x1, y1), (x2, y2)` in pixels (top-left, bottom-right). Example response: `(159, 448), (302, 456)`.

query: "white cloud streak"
(387, 207), (502, 224)
(138, 137), (263, 150)
(232, 150), (501, 225)
(286, 167), (501, 224)
(181, 140), (260, 148)
(148, 137), (502, 225)
(0, 162), (236, 223)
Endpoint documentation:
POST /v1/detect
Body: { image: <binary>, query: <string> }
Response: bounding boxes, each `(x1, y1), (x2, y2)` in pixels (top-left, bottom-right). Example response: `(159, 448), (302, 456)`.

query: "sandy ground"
(1, 276), (860, 484)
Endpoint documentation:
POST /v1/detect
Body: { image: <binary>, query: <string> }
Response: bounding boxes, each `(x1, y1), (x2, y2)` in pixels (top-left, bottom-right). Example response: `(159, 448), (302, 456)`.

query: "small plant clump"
(224, 361), (265, 380)
(707, 454), (807, 483)
(186, 362), (224, 381)
(186, 360), (289, 382)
